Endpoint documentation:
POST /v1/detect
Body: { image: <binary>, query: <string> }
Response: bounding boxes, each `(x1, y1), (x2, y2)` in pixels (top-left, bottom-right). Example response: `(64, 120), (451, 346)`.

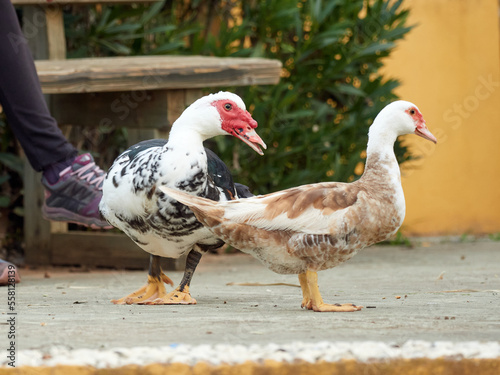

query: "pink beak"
(415, 124), (437, 144)
(232, 110), (267, 155)
(234, 127), (267, 155)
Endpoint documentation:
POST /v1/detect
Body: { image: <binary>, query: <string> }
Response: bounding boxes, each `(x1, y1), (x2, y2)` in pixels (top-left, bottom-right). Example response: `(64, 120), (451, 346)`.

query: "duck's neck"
(160, 121), (210, 190)
(168, 126), (205, 150)
(166, 105), (223, 151)
(362, 126), (400, 181)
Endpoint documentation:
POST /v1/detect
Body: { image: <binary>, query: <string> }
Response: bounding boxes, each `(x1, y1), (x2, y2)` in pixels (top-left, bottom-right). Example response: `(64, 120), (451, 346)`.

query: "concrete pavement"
(1, 240), (500, 372)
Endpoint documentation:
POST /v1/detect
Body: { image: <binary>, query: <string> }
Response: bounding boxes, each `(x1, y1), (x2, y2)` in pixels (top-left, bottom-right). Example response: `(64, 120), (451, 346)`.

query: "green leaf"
(13, 206), (24, 217)
(356, 42), (395, 57)
(0, 175), (10, 185)
(334, 84), (366, 96)
(96, 9), (112, 32)
(0, 196), (10, 208)
(0, 153), (23, 175)
(97, 40), (131, 55)
(140, 1), (166, 25)
(145, 25), (178, 35)
(102, 23), (142, 35)
(150, 41), (186, 54)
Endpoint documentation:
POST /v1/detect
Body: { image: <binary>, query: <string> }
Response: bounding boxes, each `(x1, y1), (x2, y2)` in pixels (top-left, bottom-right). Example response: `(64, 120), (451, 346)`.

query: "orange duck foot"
(308, 302), (363, 312)
(111, 273), (174, 305)
(298, 271), (363, 313)
(143, 286), (197, 305)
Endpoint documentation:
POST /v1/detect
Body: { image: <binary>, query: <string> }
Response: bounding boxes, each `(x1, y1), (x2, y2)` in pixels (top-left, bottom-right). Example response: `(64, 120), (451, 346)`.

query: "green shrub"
(210, 0), (414, 193)
(64, 0), (413, 194)
(0, 114), (24, 258)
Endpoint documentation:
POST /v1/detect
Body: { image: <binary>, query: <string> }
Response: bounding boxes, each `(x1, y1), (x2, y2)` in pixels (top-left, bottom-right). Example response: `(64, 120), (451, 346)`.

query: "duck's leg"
(145, 248), (203, 305)
(111, 255), (174, 305)
(303, 270), (362, 312)
(299, 272), (312, 309)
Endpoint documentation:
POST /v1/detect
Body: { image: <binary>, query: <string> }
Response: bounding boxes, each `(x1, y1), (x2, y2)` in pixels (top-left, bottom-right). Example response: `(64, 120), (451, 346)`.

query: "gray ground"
(7, 241), (500, 351)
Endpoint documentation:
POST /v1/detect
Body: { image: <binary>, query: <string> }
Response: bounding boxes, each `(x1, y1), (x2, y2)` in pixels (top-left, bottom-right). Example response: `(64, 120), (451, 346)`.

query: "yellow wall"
(383, 0), (500, 235)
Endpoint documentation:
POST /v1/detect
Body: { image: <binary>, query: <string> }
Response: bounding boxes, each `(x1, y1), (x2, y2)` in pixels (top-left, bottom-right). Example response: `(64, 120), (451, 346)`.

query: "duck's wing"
(234, 183), (254, 198)
(159, 183), (370, 265)
(125, 139), (168, 160)
(205, 147), (258, 201)
(161, 182), (364, 236)
(220, 182), (364, 234)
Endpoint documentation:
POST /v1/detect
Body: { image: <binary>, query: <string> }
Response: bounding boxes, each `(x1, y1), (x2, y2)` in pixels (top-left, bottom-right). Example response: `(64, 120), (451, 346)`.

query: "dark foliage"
(63, 0), (413, 193)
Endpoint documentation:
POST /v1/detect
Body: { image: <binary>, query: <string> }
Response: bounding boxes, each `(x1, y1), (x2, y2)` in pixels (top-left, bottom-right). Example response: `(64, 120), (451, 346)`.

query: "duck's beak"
(232, 110), (267, 155)
(415, 123), (437, 143)
(233, 126), (267, 155)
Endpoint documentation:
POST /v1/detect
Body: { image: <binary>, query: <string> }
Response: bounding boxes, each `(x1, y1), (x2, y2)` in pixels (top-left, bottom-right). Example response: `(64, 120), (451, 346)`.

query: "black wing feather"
(234, 183), (254, 198)
(205, 148), (237, 200)
(126, 139), (168, 161)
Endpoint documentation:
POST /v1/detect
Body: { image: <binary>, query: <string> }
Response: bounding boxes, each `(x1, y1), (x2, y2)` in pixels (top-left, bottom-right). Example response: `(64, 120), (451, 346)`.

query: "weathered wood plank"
(35, 56), (283, 94)
(23, 170), (52, 265)
(127, 129), (161, 146)
(51, 232), (148, 268)
(22, 7), (53, 265)
(45, 8), (66, 60)
(185, 89), (203, 107)
(23, 7), (49, 60)
(50, 232), (182, 270)
(11, 0), (159, 4)
(166, 90), (186, 127)
(50, 90), (170, 129)
(50, 221), (68, 233)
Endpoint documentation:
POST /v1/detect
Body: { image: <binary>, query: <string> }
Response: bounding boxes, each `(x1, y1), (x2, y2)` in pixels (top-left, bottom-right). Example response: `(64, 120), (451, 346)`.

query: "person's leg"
(0, 0), (78, 171)
(0, 0), (110, 229)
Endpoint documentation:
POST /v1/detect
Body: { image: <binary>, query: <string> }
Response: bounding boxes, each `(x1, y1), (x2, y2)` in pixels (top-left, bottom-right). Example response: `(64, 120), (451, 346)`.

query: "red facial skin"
(211, 99), (266, 154)
(213, 100), (258, 134)
(406, 107), (437, 143)
(406, 107), (425, 124)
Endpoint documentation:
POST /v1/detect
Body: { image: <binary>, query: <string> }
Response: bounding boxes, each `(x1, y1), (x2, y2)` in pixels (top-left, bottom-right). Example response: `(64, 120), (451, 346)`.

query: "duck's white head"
(369, 100), (437, 144)
(173, 91), (267, 155)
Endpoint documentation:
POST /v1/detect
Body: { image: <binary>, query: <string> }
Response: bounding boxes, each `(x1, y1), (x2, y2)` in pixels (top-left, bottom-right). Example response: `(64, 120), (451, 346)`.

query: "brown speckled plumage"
(166, 152), (403, 275)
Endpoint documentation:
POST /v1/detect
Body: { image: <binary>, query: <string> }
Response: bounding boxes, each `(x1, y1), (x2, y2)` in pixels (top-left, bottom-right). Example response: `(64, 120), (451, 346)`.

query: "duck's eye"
(409, 109), (416, 115)
(224, 103), (232, 111)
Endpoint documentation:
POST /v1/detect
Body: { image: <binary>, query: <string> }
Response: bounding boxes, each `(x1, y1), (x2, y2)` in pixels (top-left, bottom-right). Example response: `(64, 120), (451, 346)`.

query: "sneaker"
(41, 153), (112, 229)
(0, 259), (20, 286)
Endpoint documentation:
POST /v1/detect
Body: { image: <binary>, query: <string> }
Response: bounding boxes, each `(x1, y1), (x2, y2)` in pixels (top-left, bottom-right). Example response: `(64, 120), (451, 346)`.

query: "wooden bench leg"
(23, 166), (51, 265)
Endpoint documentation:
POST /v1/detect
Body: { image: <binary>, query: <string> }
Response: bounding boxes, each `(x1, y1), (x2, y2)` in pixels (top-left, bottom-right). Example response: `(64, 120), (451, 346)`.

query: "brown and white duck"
(160, 100), (437, 312)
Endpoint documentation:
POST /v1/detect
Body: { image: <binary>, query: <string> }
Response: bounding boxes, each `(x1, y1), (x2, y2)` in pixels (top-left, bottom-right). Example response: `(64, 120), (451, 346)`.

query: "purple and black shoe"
(41, 153), (112, 229)
(0, 259), (20, 286)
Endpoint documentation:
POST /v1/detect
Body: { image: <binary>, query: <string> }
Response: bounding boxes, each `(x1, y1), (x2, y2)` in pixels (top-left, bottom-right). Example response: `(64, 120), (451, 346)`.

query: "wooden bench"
(11, 0), (282, 269)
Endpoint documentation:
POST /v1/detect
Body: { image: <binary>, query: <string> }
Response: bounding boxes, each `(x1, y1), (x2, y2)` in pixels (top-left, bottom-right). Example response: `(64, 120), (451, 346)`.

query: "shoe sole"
(0, 265), (20, 286)
(42, 205), (113, 230)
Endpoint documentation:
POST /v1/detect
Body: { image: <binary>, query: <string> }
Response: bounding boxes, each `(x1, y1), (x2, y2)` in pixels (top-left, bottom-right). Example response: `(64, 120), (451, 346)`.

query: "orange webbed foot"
(311, 302), (363, 312)
(298, 271), (363, 312)
(143, 285), (197, 305)
(111, 273), (174, 305)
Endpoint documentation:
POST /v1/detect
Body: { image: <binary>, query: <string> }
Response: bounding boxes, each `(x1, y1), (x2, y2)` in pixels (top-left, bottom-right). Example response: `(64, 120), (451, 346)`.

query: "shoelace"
(59, 162), (106, 190)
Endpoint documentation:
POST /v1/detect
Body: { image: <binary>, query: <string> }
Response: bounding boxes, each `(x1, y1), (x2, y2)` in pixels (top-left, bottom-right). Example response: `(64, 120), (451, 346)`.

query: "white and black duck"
(99, 92), (266, 304)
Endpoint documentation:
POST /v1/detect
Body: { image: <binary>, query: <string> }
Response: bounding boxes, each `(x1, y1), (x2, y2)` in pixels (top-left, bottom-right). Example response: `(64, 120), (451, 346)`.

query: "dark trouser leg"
(0, 0), (77, 171)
